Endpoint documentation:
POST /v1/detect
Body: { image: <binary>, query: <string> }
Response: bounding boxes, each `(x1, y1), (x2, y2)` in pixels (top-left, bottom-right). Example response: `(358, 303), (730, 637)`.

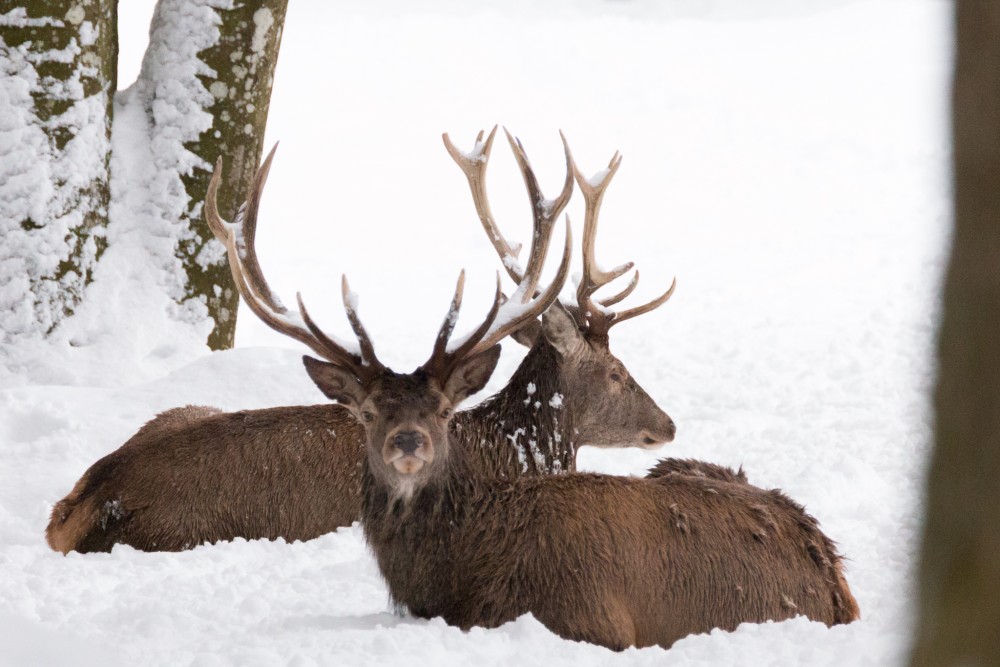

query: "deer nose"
(639, 419), (675, 447)
(393, 430), (425, 455)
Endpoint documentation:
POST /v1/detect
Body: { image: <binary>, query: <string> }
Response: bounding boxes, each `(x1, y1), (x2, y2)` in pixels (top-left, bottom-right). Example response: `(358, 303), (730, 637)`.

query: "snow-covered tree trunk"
(1, 0), (286, 356)
(131, 0), (287, 351)
(910, 3), (1000, 666)
(0, 2), (117, 341)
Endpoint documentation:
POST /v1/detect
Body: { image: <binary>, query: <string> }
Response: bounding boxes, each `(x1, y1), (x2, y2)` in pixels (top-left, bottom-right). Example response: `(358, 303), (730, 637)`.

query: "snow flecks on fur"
(506, 427), (529, 472)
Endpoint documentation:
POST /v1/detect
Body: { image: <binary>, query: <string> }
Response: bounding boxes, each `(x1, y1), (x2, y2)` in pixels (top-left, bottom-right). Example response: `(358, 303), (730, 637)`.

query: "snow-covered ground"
(0, 0), (950, 664)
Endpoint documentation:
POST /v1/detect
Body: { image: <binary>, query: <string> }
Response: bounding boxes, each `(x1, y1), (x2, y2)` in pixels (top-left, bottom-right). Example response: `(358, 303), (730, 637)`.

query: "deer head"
(443, 127), (676, 449)
(204, 144), (572, 497)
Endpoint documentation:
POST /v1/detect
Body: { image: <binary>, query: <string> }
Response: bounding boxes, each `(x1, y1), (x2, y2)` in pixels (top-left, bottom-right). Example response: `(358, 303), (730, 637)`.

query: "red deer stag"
(46, 130), (673, 553)
(442, 127), (677, 478)
(347, 140), (860, 651)
(449, 129), (786, 492)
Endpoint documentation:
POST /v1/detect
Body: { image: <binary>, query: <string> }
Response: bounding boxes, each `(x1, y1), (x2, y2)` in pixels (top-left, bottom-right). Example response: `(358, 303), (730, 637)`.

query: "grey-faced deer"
(451, 129), (764, 491)
(46, 130), (673, 553)
(442, 127), (677, 478)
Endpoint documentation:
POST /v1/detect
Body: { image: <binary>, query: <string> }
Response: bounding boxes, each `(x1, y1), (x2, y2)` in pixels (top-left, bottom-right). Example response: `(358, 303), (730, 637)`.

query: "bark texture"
(179, 0), (288, 350)
(0, 1), (117, 338)
(910, 3), (1000, 665)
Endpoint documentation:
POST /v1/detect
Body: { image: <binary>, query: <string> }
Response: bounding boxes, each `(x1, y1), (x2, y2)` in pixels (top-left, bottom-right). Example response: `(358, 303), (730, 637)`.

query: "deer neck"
(359, 442), (483, 614)
(451, 341), (576, 478)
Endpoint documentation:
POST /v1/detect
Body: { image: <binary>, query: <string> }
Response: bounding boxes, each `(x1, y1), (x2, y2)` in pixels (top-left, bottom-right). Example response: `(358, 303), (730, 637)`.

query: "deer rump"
(46, 405), (365, 553)
(363, 468), (859, 651)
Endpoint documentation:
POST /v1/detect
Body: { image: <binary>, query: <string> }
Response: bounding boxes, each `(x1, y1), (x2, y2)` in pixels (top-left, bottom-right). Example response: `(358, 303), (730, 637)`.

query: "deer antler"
(442, 126), (574, 300)
(567, 142), (676, 337)
(422, 218), (573, 379)
(205, 144), (384, 381)
(208, 142), (570, 386)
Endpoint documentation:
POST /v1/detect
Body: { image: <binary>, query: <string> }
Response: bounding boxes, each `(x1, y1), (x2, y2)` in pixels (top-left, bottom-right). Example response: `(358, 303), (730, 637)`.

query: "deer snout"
(639, 418), (676, 448)
(394, 430), (424, 455)
(383, 427), (434, 473)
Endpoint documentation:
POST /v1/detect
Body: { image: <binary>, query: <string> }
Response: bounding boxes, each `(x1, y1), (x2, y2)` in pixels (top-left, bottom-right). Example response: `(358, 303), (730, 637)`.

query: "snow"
(586, 167), (612, 188)
(251, 8), (275, 56)
(0, 8), (110, 340)
(0, 0), (949, 665)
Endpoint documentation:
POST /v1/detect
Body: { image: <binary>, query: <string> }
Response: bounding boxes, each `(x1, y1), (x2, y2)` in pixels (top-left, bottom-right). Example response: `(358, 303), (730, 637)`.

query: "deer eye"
(361, 411), (375, 423)
(610, 372), (623, 383)
(439, 408), (452, 419)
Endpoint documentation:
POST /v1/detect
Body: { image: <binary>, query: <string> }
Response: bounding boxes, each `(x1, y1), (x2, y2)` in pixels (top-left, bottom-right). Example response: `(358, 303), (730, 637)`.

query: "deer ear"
(302, 356), (367, 407)
(443, 345), (501, 406)
(541, 302), (585, 357)
(509, 319), (542, 347)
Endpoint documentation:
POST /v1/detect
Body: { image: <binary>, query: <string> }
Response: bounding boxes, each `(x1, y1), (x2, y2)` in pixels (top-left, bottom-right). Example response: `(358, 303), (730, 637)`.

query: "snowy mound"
(0, 0), (947, 664)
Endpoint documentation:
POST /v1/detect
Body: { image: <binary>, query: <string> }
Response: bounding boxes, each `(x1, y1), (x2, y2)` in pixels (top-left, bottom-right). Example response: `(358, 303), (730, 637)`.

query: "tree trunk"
(0, 1), (117, 340)
(910, 3), (1000, 665)
(136, 0), (288, 351)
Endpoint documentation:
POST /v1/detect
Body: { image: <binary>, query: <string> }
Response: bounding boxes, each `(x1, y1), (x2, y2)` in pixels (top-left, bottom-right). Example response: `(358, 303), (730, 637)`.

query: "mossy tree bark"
(0, 1), (117, 339)
(177, 0), (288, 350)
(910, 3), (1000, 665)
(2, 0), (286, 350)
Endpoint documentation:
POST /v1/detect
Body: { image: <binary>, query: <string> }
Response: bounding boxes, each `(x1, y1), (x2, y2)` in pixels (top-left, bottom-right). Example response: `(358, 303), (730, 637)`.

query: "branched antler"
(567, 143), (676, 336)
(443, 126), (573, 300)
(208, 142), (571, 386)
(206, 144), (382, 380)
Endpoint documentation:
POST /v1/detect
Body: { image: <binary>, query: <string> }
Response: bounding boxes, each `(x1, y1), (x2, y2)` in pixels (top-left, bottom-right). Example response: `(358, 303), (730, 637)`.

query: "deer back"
(362, 462), (858, 650)
(46, 404), (364, 553)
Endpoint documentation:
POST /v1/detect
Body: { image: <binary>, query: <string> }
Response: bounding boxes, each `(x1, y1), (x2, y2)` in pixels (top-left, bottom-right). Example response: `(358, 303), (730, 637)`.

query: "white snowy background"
(0, 0), (950, 664)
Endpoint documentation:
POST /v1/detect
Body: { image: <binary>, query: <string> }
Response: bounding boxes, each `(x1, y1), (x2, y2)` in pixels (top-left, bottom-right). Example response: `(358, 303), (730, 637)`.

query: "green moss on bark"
(178, 1), (288, 350)
(1, 1), (117, 334)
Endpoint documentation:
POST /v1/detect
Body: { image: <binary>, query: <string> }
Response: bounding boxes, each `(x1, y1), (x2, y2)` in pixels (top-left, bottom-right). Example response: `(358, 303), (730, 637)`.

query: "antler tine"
(502, 127), (574, 302)
(219, 227), (363, 367)
(566, 143), (677, 334)
(569, 147), (634, 315)
(599, 269), (640, 307)
(421, 271), (502, 380)
(216, 228), (321, 357)
(450, 272), (504, 358)
(204, 157), (229, 240)
(426, 270), (467, 370)
(422, 217), (573, 380)
(206, 146), (370, 375)
(235, 142), (277, 305)
(608, 276), (677, 329)
(443, 126), (524, 284)
(207, 144), (282, 310)
(296, 292), (368, 371)
(466, 216), (574, 355)
(340, 276), (385, 372)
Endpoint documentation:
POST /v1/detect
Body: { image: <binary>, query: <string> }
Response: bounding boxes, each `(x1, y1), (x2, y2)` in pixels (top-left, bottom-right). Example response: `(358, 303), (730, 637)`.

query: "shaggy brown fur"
(290, 316), (859, 650)
(46, 405), (365, 553)
(362, 425), (860, 651)
(45, 324), (674, 553)
(646, 457), (749, 484)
